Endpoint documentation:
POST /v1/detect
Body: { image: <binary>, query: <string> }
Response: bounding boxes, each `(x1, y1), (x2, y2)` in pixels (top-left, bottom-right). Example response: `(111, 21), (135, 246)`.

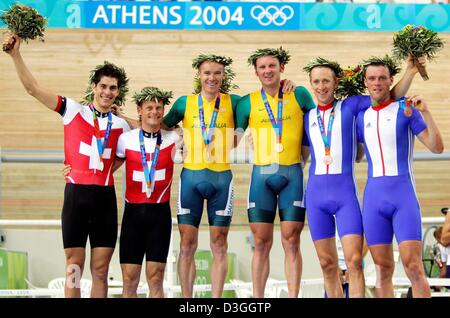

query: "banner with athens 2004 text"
(0, 1), (449, 32)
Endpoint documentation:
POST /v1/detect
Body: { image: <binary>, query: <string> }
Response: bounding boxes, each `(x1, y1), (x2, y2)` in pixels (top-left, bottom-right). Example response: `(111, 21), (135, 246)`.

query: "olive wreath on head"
(81, 61), (129, 106)
(247, 46), (291, 67)
(361, 54), (402, 77)
(132, 86), (173, 107)
(302, 57), (343, 78)
(192, 54), (238, 94)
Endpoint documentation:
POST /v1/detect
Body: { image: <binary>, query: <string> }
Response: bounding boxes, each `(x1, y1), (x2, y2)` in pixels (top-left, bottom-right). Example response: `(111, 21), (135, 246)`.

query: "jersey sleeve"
(235, 94), (251, 131)
(114, 116), (131, 133)
(163, 96), (186, 128)
(116, 133), (127, 159)
(343, 95), (371, 115)
(302, 127), (310, 147)
(302, 113), (310, 147)
(59, 97), (83, 125)
(230, 94), (241, 126)
(54, 96), (67, 116)
(294, 86), (315, 112)
(409, 107), (427, 136)
(356, 111), (365, 144)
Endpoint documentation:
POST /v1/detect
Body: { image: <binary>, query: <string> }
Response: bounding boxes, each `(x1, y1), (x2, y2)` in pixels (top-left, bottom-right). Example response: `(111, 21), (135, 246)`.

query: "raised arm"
(3, 34), (59, 110)
(412, 95), (444, 154)
(390, 54), (426, 99)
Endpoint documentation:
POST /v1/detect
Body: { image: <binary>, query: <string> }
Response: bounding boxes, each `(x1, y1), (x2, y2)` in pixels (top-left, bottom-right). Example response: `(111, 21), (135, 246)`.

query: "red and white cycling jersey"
(116, 128), (179, 204)
(56, 96), (130, 186)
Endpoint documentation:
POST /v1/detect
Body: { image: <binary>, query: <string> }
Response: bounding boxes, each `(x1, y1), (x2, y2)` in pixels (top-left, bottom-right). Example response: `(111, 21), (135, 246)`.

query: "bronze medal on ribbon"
(323, 154), (333, 165)
(404, 106), (412, 117)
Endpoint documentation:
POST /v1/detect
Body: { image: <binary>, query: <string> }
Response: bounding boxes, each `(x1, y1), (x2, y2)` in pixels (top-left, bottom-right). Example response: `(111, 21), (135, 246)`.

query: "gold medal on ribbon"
(98, 161), (104, 171)
(205, 144), (213, 163)
(275, 143), (284, 153)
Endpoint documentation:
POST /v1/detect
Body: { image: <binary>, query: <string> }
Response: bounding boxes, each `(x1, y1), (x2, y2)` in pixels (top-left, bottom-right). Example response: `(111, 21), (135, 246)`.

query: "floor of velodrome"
(0, 29), (449, 225)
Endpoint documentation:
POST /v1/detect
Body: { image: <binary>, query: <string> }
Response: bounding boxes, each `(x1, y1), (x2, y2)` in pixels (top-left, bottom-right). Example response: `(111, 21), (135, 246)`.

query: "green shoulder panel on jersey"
(235, 94), (251, 131)
(230, 94), (241, 127)
(163, 95), (186, 128)
(294, 86), (316, 112)
(230, 94), (241, 113)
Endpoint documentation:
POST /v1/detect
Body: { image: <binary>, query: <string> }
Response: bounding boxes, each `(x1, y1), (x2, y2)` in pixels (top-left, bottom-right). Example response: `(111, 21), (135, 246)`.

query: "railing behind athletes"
(0, 276), (450, 298)
(0, 150), (448, 297)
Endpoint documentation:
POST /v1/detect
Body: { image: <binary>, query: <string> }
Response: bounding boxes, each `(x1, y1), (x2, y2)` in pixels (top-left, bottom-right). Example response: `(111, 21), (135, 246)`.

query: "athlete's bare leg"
(280, 221), (303, 298)
(146, 261), (166, 298)
(178, 224), (198, 298)
(210, 226), (230, 298)
(121, 263), (141, 298)
(90, 247), (114, 298)
(314, 237), (343, 298)
(250, 222), (274, 298)
(368, 244), (395, 298)
(398, 240), (431, 298)
(341, 234), (365, 297)
(64, 247), (85, 298)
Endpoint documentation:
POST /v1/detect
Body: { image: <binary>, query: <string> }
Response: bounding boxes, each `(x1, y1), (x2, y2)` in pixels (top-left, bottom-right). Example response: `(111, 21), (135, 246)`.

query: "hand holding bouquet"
(0, 3), (47, 52)
(392, 25), (444, 81)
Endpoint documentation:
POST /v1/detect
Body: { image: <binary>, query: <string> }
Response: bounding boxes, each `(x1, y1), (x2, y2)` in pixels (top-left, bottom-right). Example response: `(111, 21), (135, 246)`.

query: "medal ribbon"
(139, 129), (162, 195)
(316, 101), (336, 156)
(198, 94), (221, 146)
(261, 86), (283, 145)
(90, 104), (113, 165)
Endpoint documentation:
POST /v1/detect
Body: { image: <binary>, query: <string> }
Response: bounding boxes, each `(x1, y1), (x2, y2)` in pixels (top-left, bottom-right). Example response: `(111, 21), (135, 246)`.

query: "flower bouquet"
(0, 3), (47, 52)
(335, 65), (365, 100)
(392, 24), (445, 81)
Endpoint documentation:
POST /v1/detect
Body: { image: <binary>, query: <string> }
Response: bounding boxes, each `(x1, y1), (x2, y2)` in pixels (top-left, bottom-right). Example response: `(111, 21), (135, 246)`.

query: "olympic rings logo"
(250, 5), (295, 26)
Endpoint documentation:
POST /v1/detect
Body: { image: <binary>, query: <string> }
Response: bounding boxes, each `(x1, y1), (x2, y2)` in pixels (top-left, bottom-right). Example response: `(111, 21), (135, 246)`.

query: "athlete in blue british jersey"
(302, 56), (425, 298)
(356, 59), (443, 298)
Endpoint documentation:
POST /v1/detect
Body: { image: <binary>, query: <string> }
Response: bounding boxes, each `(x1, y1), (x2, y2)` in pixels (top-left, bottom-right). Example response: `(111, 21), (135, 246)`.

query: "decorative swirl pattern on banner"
(1, 0), (449, 32)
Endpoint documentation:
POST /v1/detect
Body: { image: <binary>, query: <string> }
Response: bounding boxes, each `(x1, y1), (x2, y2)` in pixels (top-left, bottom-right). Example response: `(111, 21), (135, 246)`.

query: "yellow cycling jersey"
(182, 93), (235, 171)
(249, 90), (304, 166)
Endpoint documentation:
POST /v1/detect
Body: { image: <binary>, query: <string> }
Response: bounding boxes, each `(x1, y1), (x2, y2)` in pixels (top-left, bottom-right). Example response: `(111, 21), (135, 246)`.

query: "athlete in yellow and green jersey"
(235, 47), (315, 298)
(162, 54), (239, 298)
(164, 91), (240, 227)
(236, 72), (315, 223)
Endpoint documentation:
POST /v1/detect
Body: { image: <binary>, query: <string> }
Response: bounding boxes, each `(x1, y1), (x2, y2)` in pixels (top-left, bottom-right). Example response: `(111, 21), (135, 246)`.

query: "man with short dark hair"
(356, 56), (444, 298)
(236, 47), (315, 298)
(3, 34), (130, 298)
(302, 55), (424, 298)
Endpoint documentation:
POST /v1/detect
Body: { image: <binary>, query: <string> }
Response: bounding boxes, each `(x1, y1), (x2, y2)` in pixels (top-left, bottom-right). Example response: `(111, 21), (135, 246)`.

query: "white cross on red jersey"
(132, 167), (166, 194)
(79, 135), (112, 170)
(116, 128), (179, 203)
(56, 96), (130, 186)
